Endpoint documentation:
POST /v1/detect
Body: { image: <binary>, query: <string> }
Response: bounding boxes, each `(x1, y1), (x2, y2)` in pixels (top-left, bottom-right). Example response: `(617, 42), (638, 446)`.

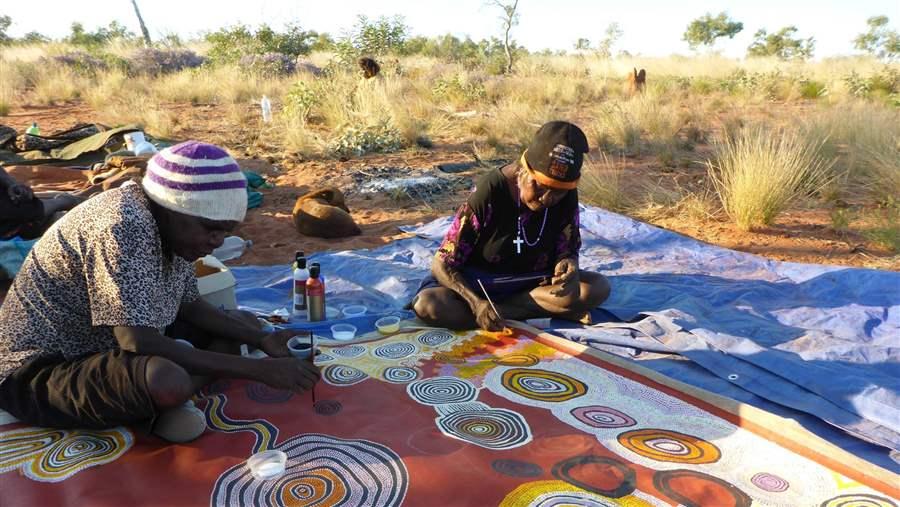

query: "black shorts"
(0, 349), (154, 429)
(0, 310), (257, 429)
(0, 194), (44, 239)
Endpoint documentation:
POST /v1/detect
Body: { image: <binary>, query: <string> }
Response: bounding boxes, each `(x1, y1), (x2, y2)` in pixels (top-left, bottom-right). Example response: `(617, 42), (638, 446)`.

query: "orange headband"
(520, 151), (579, 190)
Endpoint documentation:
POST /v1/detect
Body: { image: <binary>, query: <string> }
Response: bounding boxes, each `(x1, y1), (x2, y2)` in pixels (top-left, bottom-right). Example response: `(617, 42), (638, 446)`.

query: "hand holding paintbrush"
(476, 279), (513, 335)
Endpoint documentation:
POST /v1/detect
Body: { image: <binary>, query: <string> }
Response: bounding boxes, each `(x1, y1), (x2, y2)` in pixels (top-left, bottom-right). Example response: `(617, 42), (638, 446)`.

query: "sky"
(2, 0), (898, 58)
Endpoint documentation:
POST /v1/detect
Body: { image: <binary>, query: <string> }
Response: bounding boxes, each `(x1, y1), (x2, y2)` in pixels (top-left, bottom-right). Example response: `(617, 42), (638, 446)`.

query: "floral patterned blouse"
(436, 168), (581, 274)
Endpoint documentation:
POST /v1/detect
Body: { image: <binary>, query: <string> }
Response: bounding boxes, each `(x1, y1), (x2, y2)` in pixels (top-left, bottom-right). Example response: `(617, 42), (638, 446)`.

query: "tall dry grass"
(708, 125), (836, 230)
(580, 152), (627, 211)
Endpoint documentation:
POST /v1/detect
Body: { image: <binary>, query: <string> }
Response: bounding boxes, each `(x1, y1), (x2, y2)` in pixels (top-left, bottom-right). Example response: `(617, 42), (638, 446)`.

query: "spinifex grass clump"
(708, 126), (835, 230)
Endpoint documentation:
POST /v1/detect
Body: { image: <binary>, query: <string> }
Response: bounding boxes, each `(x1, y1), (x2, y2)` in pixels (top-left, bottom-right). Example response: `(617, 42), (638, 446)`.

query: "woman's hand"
(259, 329), (300, 358)
(253, 357), (320, 392)
(8, 183), (34, 204)
(550, 258), (580, 298)
(473, 299), (504, 332)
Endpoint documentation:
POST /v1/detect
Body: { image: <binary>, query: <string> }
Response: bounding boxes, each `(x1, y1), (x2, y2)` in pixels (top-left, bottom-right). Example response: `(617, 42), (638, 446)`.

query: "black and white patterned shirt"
(0, 182), (199, 382)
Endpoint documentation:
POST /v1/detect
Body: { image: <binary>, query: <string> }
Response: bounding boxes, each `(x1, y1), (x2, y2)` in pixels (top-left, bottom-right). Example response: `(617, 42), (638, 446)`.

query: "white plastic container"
(247, 450), (287, 480)
(260, 95), (273, 123)
(123, 131), (158, 155)
(341, 305), (367, 318)
(287, 336), (313, 359)
(331, 324), (357, 341)
(212, 236), (252, 262)
(375, 316), (400, 334)
(195, 255), (237, 310)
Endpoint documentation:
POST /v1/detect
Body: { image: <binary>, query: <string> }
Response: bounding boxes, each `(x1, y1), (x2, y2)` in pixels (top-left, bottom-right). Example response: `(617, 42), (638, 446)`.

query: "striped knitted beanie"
(142, 141), (248, 222)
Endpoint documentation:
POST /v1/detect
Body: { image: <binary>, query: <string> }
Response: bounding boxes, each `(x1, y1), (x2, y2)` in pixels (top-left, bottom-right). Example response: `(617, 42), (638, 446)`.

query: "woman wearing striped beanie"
(0, 141), (320, 444)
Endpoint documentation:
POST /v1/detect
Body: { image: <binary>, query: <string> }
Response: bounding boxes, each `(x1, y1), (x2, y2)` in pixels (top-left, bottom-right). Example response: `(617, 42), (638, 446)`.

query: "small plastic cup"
(375, 316), (401, 334)
(331, 323), (357, 341)
(247, 450), (287, 480)
(287, 336), (312, 359)
(341, 305), (367, 318)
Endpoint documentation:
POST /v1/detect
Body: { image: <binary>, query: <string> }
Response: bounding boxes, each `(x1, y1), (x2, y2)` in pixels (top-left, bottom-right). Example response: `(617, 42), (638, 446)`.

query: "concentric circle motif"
(331, 344), (366, 358)
(407, 377), (478, 405)
(323, 365), (369, 386)
(491, 459), (543, 478)
(571, 406), (636, 429)
(313, 400), (342, 416)
(551, 455), (636, 498)
(653, 469), (750, 507)
(436, 407), (532, 450)
(750, 472), (789, 493)
(315, 353), (335, 363)
(617, 429), (721, 464)
(417, 330), (455, 347)
(246, 382), (294, 404)
(820, 494), (898, 507)
(501, 368), (588, 403)
(494, 354), (540, 367)
(498, 480), (654, 507)
(211, 434), (409, 507)
(0, 427), (134, 482)
(373, 342), (418, 360)
(382, 366), (421, 384)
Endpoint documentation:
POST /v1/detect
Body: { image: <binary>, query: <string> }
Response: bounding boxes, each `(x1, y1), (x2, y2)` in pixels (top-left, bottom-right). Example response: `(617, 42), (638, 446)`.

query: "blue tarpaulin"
(230, 205), (900, 472)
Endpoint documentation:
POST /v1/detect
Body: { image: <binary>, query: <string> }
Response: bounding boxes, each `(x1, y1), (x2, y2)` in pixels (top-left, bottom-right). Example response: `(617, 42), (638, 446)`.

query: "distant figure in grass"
(412, 121), (611, 331)
(359, 57), (381, 79)
(0, 166), (83, 241)
(626, 68), (646, 96)
(0, 141), (319, 443)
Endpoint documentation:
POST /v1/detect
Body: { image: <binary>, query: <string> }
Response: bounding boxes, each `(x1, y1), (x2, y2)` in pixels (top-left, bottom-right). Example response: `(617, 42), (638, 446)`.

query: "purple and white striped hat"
(142, 141), (248, 222)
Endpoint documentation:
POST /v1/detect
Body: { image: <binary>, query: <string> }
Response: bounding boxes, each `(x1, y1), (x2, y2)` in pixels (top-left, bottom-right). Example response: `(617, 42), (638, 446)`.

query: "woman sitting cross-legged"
(0, 141), (319, 443)
(413, 121), (610, 331)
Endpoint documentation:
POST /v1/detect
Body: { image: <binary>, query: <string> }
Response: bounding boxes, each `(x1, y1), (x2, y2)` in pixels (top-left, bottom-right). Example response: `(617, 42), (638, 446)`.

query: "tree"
(747, 26), (815, 60)
(574, 38), (591, 51)
(487, 0), (519, 74)
(683, 12), (743, 50)
(0, 15), (11, 45)
(21, 31), (49, 44)
(854, 15), (899, 60)
(129, 0), (152, 46)
(596, 22), (622, 58)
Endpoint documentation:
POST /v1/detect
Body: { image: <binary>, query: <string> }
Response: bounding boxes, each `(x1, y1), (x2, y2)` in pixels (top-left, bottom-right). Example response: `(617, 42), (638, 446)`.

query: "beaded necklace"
(514, 191), (548, 255)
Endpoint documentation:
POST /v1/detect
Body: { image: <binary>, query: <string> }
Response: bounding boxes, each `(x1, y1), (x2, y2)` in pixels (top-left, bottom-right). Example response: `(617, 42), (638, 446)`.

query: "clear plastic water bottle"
(260, 96), (272, 123)
(212, 236), (253, 261)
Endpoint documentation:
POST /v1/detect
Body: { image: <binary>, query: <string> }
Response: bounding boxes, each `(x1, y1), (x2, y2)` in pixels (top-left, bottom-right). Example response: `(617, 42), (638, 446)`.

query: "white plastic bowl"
(331, 323), (357, 341)
(375, 316), (401, 334)
(287, 336), (313, 359)
(341, 305), (367, 318)
(247, 450), (287, 480)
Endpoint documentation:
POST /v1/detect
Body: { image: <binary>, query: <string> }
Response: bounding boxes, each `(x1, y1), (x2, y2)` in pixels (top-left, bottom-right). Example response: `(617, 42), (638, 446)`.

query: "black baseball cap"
(522, 121), (589, 190)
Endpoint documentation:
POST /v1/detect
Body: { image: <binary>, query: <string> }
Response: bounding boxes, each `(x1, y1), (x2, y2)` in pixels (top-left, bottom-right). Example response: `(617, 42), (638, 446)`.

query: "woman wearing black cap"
(413, 121), (610, 331)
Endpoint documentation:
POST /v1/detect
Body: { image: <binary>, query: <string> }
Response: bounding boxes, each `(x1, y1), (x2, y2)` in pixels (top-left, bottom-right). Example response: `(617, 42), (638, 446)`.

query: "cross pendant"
(513, 235), (524, 255)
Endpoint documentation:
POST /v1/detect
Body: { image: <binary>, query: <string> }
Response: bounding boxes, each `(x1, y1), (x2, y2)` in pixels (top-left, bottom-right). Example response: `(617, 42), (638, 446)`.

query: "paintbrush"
(476, 279), (513, 336)
(310, 333), (317, 405)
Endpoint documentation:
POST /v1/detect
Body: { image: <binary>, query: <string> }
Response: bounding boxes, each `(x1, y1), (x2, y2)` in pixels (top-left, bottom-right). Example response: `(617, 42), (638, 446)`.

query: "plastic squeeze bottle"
(306, 263), (325, 322)
(292, 251), (309, 317)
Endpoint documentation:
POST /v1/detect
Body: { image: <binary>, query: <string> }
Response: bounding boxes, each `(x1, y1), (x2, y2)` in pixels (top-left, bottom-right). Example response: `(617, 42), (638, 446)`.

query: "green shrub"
(707, 125), (835, 230)
(283, 81), (319, 121)
(328, 120), (402, 156)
